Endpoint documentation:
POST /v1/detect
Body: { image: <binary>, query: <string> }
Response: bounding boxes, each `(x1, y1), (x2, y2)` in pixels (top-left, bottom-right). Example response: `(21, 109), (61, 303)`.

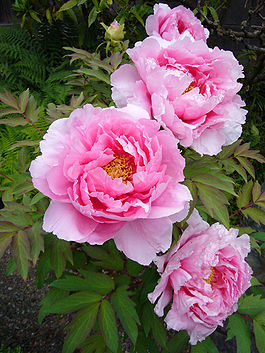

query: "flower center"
(182, 83), (196, 95)
(103, 154), (135, 184)
(204, 266), (215, 284)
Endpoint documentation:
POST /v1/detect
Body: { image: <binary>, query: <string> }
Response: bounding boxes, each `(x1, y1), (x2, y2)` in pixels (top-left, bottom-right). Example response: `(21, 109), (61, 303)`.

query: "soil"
(0, 250), (70, 353)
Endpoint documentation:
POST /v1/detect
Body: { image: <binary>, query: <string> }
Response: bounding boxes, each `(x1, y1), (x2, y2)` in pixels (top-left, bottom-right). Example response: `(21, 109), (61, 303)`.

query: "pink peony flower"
(148, 210), (252, 345)
(30, 104), (191, 265)
(146, 4), (209, 42)
(111, 36), (247, 155)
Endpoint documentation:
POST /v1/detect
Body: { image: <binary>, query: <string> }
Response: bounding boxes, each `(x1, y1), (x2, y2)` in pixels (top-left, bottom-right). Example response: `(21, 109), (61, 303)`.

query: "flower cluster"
(30, 3), (251, 345)
(111, 4), (246, 155)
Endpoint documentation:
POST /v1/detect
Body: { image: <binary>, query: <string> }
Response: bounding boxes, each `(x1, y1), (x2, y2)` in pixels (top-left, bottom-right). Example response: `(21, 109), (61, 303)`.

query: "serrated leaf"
(111, 286), (139, 345)
(58, 0), (78, 12)
(191, 337), (218, 353)
(162, 331), (189, 353)
(63, 302), (100, 353)
(238, 295), (265, 316)
(243, 207), (265, 225)
(79, 270), (115, 294)
(77, 68), (110, 84)
(227, 313), (251, 353)
(12, 230), (30, 280)
(99, 300), (119, 352)
(48, 291), (102, 314)
(236, 156), (255, 178)
(18, 89), (29, 113)
(237, 181), (253, 209)
(253, 321), (265, 353)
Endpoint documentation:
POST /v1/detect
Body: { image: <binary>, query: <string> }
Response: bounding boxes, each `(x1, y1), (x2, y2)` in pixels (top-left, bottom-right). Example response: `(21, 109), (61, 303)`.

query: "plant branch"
(0, 171), (13, 181)
(22, 113), (44, 135)
(229, 202), (255, 218)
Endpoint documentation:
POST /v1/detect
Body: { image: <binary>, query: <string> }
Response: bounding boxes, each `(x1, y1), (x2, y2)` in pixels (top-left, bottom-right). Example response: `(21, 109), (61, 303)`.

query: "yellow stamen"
(103, 154), (135, 184)
(204, 267), (215, 284)
(182, 83), (196, 95)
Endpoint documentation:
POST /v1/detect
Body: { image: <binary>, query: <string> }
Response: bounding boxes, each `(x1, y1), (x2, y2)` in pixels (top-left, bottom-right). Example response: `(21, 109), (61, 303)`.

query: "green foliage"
(0, 345), (23, 353)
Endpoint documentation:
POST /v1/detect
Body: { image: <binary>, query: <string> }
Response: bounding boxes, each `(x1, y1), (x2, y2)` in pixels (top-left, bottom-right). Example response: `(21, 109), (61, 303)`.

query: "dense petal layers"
(111, 36), (246, 155)
(146, 3), (209, 42)
(148, 210), (252, 344)
(30, 104), (191, 265)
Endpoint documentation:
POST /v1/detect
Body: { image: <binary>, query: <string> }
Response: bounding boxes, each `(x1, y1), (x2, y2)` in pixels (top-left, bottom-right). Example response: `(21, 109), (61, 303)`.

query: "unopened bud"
(104, 21), (124, 41)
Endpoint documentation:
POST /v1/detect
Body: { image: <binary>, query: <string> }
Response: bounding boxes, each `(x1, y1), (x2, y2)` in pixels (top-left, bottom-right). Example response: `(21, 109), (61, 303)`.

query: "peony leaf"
(222, 158), (247, 182)
(78, 333), (106, 353)
(252, 181), (261, 202)
(12, 230), (30, 280)
(151, 311), (167, 348)
(162, 331), (189, 353)
(18, 88), (29, 113)
(0, 89), (19, 109)
(52, 269), (114, 295)
(238, 295), (265, 317)
(237, 181), (253, 209)
(242, 207), (265, 225)
(0, 233), (14, 258)
(218, 139), (242, 159)
(111, 286), (140, 345)
(27, 223), (44, 266)
(99, 300), (119, 353)
(58, 0), (78, 12)
(227, 313), (251, 353)
(63, 302), (100, 353)
(38, 287), (69, 324)
(88, 7), (98, 27)
(236, 156), (255, 178)
(253, 321), (265, 353)
(196, 183), (229, 227)
(254, 311), (265, 326)
(191, 336), (218, 353)
(77, 68), (110, 84)
(192, 173), (236, 196)
(47, 290), (102, 314)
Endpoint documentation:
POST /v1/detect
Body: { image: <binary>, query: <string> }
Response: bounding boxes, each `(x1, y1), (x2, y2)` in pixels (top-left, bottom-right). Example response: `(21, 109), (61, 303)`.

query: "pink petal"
(114, 217), (172, 265)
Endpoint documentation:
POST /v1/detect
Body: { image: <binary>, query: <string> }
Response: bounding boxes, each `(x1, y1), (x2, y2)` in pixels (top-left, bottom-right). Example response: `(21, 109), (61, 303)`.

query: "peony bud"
(104, 21), (124, 41)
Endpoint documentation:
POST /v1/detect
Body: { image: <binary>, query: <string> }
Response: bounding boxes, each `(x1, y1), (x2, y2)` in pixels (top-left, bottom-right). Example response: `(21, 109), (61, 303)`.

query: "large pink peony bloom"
(111, 36), (247, 155)
(30, 104), (191, 265)
(148, 210), (252, 344)
(146, 4), (209, 42)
